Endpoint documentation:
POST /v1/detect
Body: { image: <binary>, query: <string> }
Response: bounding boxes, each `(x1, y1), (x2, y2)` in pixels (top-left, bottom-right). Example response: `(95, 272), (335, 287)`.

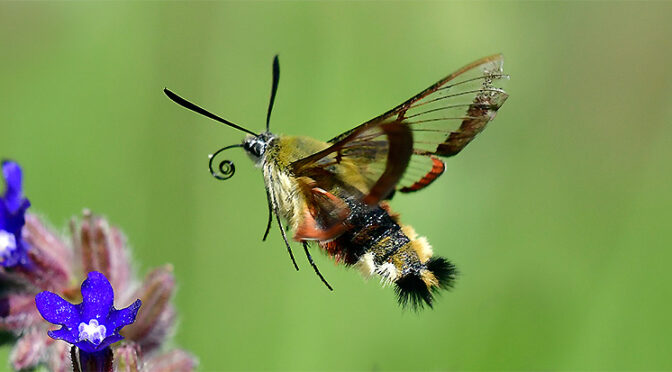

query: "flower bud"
(71, 211), (133, 296)
(114, 342), (143, 372)
(10, 327), (47, 370)
(145, 349), (198, 372)
(0, 293), (42, 331)
(11, 214), (73, 292)
(122, 265), (175, 352)
(46, 340), (72, 372)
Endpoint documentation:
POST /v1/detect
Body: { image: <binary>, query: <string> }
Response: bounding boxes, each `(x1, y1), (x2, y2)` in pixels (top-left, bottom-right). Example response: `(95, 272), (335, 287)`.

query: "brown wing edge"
(328, 54), (506, 144)
(399, 156), (446, 193)
(362, 123), (413, 204)
(433, 90), (509, 157)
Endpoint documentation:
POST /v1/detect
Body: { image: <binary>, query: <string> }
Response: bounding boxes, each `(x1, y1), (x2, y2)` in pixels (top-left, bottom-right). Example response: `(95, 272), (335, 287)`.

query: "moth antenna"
(265, 55), (280, 132)
(262, 190), (273, 241)
(208, 144), (244, 180)
(164, 88), (259, 137)
(302, 241), (333, 291)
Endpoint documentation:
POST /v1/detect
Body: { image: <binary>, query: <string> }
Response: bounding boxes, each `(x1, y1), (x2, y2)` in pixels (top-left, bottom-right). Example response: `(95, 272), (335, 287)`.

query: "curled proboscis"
(208, 144), (243, 181)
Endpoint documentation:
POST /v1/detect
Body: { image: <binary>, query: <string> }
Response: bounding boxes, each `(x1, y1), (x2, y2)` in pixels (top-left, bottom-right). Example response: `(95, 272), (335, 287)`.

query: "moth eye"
(253, 143), (264, 156)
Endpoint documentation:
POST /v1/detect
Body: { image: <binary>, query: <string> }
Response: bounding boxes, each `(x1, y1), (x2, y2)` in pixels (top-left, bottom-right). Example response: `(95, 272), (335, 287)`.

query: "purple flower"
(35, 271), (142, 353)
(0, 160), (31, 267)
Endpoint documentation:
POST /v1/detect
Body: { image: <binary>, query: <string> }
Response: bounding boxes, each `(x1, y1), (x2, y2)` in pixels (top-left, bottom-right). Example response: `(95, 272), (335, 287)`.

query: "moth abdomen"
(394, 256), (457, 310)
(377, 230), (457, 310)
(321, 200), (457, 309)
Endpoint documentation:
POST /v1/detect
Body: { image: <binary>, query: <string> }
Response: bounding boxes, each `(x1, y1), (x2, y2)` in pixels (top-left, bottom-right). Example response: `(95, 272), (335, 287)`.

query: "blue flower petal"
(108, 299), (142, 332)
(35, 291), (79, 329)
(75, 334), (124, 354)
(0, 201), (26, 236)
(80, 271), (114, 322)
(0, 161), (31, 268)
(48, 328), (79, 345)
(99, 334), (124, 349)
(0, 202), (6, 228)
(2, 161), (25, 214)
(0, 237), (30, 268)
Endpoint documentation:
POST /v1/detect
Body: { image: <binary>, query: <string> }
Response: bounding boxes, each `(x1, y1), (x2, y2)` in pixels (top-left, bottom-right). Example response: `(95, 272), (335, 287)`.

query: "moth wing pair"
(291, 54), (509, 241)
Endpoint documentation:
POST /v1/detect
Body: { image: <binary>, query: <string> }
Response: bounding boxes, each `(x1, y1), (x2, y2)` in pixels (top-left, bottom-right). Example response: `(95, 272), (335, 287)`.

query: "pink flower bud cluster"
(0, 211), (197, 371)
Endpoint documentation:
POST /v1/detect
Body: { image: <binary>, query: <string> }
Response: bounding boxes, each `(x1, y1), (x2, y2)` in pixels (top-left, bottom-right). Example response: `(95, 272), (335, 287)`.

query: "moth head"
(243, 132), (275, 164)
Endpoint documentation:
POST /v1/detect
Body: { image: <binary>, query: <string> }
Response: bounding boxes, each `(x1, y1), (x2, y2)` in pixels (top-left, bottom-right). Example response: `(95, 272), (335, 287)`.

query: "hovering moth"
(164, 54), (509, 309)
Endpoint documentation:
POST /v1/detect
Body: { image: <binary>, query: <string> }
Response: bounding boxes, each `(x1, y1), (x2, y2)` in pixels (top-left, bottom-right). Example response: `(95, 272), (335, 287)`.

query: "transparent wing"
(292, 121), (413, 205)
(330, 54), (509, 193)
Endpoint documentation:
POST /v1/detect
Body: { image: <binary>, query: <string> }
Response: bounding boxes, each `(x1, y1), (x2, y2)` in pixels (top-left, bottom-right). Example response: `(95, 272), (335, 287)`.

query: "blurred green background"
(2, 1), (672, 370)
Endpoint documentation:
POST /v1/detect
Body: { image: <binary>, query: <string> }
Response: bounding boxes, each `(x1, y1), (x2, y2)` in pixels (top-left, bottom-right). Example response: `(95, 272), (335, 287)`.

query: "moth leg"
(275, 212), (299, 271)
(265, 173), (299, 271)
(302, 241), (333, 291)
(262, 189), (273, 241)
(270, 187), (299, 271)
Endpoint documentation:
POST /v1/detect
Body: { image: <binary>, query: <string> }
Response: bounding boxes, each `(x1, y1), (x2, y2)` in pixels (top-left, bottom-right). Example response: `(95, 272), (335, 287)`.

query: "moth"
(164, 54), (508, 309)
